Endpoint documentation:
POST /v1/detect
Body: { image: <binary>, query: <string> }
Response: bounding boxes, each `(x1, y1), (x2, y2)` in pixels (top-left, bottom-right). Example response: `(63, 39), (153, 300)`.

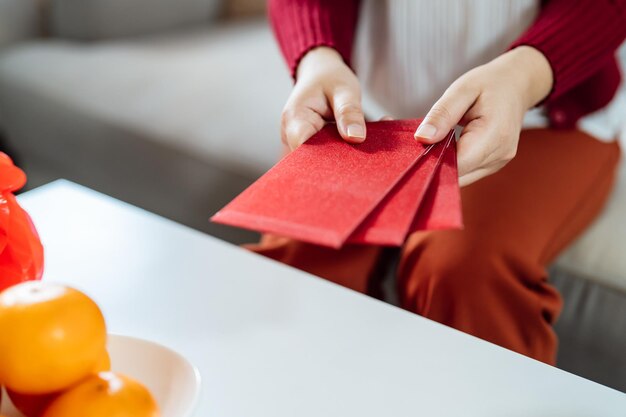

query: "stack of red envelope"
(211, 119), (463, 249)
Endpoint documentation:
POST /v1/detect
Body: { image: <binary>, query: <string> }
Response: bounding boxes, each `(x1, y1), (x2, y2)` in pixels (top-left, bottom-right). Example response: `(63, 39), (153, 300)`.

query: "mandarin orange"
(6, 389), (58, 417)
(42, 372), (159, 417)
(93, 349), (111, 373)
(0, 282), (107, 393)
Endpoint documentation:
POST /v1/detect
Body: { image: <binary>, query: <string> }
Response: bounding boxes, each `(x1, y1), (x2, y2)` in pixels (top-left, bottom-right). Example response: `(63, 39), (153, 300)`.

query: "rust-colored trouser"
(245, 129), (621, 365)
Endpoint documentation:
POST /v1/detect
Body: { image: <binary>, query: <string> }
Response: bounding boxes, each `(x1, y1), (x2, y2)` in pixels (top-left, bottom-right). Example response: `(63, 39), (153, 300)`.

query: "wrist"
(503, 46), (554, 108)
(296, 46), (347, 80)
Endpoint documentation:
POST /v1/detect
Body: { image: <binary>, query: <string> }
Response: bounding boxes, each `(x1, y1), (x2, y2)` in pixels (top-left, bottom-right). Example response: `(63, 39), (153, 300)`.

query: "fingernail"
(347, 124), (365, 139)
(414, 123), (437, 141)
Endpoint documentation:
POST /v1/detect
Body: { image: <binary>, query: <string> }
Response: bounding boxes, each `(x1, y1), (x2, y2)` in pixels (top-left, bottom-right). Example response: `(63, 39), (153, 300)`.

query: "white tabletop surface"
(15, 180), (626, 416)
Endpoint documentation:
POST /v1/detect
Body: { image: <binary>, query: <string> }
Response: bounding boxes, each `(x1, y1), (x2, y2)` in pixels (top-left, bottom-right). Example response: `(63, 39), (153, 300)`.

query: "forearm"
(494, 46), (554, 109)
(511, 0), (626, 102)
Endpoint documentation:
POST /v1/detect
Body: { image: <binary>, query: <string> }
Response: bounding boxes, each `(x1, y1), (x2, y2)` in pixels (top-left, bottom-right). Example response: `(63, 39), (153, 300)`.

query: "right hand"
(281, 47), (366, 151)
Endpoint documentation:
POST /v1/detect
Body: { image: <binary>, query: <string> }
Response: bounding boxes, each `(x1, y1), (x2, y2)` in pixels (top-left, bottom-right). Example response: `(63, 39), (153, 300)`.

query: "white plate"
(0, 334), (201, 417)
(108, 334), (201, 417)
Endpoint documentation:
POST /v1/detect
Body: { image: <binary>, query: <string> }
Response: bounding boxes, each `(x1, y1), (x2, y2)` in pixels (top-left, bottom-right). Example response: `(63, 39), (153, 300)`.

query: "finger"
(457, 124), (506, 186)
(455, 128), (487, 179)
(415, 82), (478, 144)
(455, 112), (508, 176)
(458, 167), (495, 187)
(282, 105), (325, 151)
(329, 88), (366, 143)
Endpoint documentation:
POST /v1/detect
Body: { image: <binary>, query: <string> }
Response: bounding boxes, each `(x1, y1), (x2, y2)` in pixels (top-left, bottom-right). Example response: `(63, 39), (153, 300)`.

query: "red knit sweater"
(268, 0), (626, 129)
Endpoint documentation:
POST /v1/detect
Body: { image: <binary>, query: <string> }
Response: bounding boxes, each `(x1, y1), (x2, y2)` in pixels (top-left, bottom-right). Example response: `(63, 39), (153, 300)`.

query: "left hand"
(414, 46), (553, 187)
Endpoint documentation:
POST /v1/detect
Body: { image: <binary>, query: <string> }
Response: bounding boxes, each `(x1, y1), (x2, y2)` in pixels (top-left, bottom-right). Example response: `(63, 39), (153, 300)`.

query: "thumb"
(330, 88), (367, 144)
(415, 84), (477, 144)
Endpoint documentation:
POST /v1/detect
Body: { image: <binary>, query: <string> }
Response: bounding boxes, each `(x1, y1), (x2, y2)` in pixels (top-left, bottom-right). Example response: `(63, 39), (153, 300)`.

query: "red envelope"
(211, 120), (430, 248)
(347, 130), (455, 246)
(410, 137), (463, 232)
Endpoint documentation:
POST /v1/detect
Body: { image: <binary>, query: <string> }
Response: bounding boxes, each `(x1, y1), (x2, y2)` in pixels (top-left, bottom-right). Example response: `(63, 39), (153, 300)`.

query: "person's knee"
(399, 234), (505, 314)
(399, 232), (560, 364)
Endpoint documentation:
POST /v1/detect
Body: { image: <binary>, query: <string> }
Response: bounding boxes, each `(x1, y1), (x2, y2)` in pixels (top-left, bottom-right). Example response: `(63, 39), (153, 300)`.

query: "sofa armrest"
(0, 0), (40, 48)
(50, 0), (223, 40)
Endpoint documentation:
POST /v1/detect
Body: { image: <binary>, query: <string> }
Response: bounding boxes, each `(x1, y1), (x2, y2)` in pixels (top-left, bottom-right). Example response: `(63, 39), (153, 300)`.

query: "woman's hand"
(281, 47), (366, 151)
(414, 46), (554, 187)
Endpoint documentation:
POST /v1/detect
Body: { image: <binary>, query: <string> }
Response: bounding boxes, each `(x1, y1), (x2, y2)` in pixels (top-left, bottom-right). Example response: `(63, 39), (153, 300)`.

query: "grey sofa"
(1, 0), (625, 391)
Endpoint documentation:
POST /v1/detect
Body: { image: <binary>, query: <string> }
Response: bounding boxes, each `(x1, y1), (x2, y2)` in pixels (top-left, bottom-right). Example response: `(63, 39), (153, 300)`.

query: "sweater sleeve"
(511, 0), (626, 102)
(267, 0), (360, 78)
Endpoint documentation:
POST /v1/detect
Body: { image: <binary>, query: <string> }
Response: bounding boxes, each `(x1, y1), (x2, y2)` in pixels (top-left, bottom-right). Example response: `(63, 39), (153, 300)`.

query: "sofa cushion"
(0, 0), (39, 48)
(50, 0), (222, 40)
(0, 20), (290, 175)
(556, 158), (626, 293)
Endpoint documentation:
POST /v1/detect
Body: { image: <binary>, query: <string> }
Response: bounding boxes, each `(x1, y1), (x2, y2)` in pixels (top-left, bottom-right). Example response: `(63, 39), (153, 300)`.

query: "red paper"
(411, 138), (463, 231)
(347, 130), (455, 245)
(212, 121), (429, 248)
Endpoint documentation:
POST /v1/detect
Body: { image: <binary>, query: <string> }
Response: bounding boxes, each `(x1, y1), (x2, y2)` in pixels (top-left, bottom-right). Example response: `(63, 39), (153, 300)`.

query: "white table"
(15, 180), (626, 416)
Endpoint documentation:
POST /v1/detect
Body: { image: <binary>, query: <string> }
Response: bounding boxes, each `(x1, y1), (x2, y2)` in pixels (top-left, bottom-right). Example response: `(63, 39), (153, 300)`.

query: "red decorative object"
(0, 153), (44, 292)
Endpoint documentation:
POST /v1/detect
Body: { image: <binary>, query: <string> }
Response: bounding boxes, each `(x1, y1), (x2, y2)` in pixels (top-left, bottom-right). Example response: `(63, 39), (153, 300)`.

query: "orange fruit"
(0, 282), (107, 394)
(6, 389), (59, 417)
(6, 350), (109, 417)
(93, 349), (111, 373)
(42, 372), (160, 417)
